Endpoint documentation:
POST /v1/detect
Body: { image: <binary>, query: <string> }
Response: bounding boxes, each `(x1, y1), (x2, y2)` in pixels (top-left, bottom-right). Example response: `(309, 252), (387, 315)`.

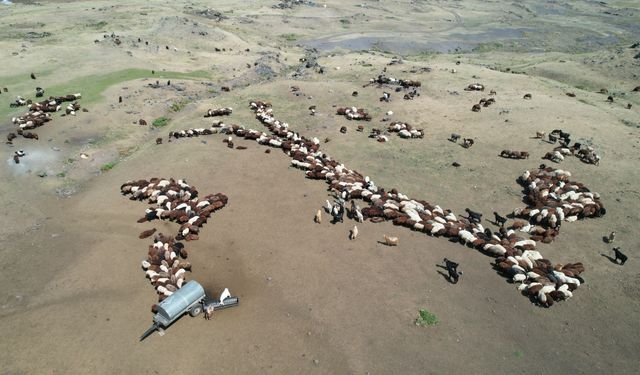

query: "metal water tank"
(155, 280), (205, 322)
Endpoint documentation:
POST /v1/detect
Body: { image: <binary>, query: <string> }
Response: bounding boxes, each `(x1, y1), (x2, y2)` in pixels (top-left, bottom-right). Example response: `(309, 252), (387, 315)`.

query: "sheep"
(139, 228), (157, 239)
(462, 138), (474, 148)
(471, 104), (482, 112)
(465, 208), (482, 223)
(465, 83), (485, 91)
(232, 100), (602, 306)
(500, 150), (529, 159)
(383, 235), (398, 246)
(608, 231), (615, 243)
(139, 119), (147, 125)
(156, 137), (163, 145)
(493, 212), (507, 226)
(449, 133), (461, 142)
(350, 225), (359, 240)
(314, 209), (322, 224)
(325, 200), (333, 213)
(523, 93), (532, 99)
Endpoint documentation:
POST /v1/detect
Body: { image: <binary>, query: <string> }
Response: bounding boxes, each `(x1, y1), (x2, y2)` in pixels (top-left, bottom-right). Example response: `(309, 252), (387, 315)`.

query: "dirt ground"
(1, 1), (639, 374)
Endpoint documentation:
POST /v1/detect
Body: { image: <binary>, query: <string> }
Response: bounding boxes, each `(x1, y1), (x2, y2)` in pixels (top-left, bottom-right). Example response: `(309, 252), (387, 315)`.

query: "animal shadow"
(436, 270), (454, 283)
(600, 253), (618, 264)
(602, 236), (611, 244)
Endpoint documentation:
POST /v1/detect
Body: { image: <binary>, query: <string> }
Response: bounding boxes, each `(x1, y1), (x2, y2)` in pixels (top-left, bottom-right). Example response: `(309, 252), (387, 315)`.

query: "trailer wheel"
(189, 305), (203, 317)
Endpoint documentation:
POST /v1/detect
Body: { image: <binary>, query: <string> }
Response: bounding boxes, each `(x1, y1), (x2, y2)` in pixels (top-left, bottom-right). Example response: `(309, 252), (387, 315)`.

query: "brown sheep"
(139, 228), (157, 239)
(139, 119), (147, 125)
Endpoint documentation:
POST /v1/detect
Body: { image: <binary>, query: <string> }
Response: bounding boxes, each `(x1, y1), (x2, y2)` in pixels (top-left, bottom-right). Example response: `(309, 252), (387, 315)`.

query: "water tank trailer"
(140, 280), (239, 341)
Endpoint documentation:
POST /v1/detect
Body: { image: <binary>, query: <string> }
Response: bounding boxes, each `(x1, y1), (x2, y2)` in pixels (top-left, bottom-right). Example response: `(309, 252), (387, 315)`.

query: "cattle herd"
(120, 178), (228, 309)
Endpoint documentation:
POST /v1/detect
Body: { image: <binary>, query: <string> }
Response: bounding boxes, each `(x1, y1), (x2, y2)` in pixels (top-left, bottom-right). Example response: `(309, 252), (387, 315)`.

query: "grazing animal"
(465, 208), (482, 223)
(156, 137), (163, 145)
(523, 93), (532, 99)
(139, 119), (147, 125)
(535, 131), (545, 139)
(462, 138), (474, 148)
(331, 202), (344, 223)
(383, 235), (398, 246)
(340, 126), (347, 134)
(13, 154), (20, 164)
(607, 95), (614, 103)
(7, 132), (16, 144)
(608, 231), (615, 243)
(30, 73), (36, 80)
(471, 104), (482, 112)
(352, 91), (358, 97)
(314, 209), (322, 224)
(139, 228), (157, 239)
(350, 225), (358, 240)
(612, 247), (627, 265)
(443, 258), (461, 284)
(493, 212), (507, 227)
(449, 133), (461, 142)
(118, 96), (122, 103)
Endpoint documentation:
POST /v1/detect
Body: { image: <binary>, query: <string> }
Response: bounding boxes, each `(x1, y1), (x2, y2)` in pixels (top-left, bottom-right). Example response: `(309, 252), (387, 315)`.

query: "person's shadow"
(436, 264), (454, 283)
(600, 253), (618, 264)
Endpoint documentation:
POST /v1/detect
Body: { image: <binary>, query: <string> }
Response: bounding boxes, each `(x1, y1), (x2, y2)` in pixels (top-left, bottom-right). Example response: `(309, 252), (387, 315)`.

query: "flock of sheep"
(6, 92), (82, 154)
(191, 99), (607, 307)
(120, 178), (228, 307)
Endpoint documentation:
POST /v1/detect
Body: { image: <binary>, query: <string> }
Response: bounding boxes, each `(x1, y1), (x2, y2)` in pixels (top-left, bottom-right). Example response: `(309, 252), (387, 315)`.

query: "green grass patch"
(0, 68), (211, 121)
(279, 33), (299, 42)
(100, 161), (117, 172)
(472, 42), (504, 53)
(152, 116), (170, 127)
(38, 68), (210, 107)
(415, 309), (438, 326)
(87, 21), (108, 29)
(56, 172), (66, 178)
(513, 350), (524, 358)
(170, 99), (191, 112)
